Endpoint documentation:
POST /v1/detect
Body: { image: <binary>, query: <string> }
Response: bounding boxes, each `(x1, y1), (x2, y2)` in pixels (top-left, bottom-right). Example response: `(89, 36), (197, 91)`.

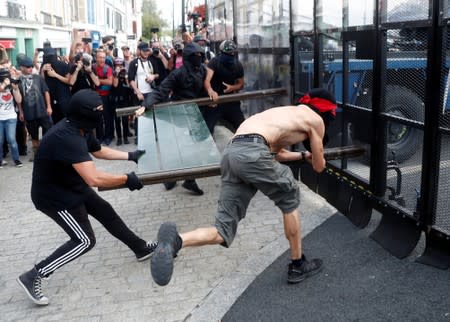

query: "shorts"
(26, 117), (53, 140)
(215, 138), (300, 247)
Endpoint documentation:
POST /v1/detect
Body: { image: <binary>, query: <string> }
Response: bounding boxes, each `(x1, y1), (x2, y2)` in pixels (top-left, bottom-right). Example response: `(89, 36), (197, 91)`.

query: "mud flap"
(370, 210), (421, 259)
(416, 229), (450, 270)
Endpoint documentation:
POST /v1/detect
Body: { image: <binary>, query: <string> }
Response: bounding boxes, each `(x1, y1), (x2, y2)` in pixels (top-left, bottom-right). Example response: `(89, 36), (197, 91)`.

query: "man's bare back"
(235, 105), (325, 153)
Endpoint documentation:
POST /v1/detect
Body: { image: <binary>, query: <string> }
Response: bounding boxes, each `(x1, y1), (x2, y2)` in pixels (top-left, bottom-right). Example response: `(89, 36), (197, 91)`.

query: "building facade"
(0, 0), (142, 65)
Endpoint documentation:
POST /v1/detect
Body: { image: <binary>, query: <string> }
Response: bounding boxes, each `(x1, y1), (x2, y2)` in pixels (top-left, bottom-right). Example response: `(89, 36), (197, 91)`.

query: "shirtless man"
(149, 88), (337, 286)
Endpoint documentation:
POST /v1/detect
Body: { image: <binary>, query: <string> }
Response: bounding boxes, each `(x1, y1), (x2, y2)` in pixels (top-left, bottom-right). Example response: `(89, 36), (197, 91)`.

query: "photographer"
(168, 41), (184, 71)
(41, 47), (71, 124)
(101, 36), (115, 68)
(69, 53), (100, 94)
(149, 40), (169, 87)
(112, 58), (132, 145)
(128, 42), (158, 103)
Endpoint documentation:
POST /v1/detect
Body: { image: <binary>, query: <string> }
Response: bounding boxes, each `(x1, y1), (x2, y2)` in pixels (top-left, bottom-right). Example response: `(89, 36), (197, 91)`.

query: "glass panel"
(347, 0), (374, 27)
(292, 0), (313, 32)
(272, 0), (290, 48)
(137, 104), (221, 174)
(319, 0), (343, 30)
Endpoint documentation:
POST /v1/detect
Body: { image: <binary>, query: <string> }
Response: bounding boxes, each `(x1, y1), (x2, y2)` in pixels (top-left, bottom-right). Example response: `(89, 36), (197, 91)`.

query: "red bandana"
(298, 94), (336, 116)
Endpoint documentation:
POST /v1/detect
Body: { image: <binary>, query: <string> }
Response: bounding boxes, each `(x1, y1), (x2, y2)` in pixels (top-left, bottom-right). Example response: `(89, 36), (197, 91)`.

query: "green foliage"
(142, 0), (169, 40)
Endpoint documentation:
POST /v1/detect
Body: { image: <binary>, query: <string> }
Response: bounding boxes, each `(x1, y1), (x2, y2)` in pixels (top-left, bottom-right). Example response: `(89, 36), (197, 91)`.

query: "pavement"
(0, 125), (336, 321)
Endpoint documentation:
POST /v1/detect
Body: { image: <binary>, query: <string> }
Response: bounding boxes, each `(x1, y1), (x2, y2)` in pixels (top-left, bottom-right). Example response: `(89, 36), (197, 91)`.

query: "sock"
(292, 254), (306, 266)
(175, 235), (183, 253)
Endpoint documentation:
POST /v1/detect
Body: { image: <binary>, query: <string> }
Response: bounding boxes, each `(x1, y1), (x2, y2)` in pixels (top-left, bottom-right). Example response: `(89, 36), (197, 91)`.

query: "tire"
(351, 85), (424, 163)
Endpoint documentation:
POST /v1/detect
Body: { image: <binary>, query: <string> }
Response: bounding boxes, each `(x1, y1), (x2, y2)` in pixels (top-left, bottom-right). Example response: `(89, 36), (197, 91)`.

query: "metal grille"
(434, 27), (450, 235)
(382, 0), (430, 23)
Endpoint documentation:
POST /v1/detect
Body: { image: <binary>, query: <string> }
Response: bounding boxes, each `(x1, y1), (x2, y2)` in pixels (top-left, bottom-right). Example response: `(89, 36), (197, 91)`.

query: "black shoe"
(124, 137), (130, 144)
(17, 267), (49, 305)
(136, 241), (158, 262)
(151, 222), (181, 286)
(164, 181), (177, 191)
(117, 138), (123, 146)
(182, 180), (204, 195)
(287, 255), (323, 284)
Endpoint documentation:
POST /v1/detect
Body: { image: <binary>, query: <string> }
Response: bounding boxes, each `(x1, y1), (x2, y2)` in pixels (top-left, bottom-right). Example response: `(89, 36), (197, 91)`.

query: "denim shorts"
(215, 140), (300, 247)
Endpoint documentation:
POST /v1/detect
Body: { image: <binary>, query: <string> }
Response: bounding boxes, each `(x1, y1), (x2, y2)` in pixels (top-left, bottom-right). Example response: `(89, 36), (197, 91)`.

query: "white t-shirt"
(0, 90), (17, 121)
(136, 59), (154, 95)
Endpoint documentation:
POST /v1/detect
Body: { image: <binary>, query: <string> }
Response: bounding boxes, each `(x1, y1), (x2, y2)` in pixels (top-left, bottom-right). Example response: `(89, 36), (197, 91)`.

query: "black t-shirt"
(207, 56), (244, 95)
(69, 64), (95, 94)
(31, 119), (101, 211)
(44, 60), (71, 103)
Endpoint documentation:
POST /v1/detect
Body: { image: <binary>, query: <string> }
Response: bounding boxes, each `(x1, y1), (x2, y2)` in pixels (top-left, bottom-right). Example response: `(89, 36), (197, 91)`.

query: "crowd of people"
(0, 31), (244, 170)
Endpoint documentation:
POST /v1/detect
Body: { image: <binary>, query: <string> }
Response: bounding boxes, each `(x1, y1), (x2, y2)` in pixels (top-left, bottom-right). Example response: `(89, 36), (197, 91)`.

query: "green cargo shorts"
(215, 140), (300, 247)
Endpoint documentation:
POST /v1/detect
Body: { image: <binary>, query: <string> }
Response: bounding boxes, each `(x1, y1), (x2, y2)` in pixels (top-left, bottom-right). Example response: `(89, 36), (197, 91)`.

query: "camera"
(82, 37), (92, 43)
(108, 44), (114, 51)
(174, 43), (183, 51)
(119, 68), (127, 78)
(10, 78), (21, 85)
(152, 48), (160, 56)
(150, 27), (159, 33)
(82, 57), (91, 67)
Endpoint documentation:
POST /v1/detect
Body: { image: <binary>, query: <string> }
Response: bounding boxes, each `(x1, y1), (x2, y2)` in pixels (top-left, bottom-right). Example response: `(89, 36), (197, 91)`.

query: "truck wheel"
(351, 85), (424, 163)
(385, 85), (424, 163)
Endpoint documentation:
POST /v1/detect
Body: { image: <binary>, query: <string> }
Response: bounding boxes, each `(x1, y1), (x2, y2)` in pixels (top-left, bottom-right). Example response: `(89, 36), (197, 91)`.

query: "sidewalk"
(0, 126), (336, 321)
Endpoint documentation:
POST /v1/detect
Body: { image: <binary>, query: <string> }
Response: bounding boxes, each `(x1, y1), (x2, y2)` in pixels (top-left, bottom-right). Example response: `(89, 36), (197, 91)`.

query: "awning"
(0, 40), (16, 49)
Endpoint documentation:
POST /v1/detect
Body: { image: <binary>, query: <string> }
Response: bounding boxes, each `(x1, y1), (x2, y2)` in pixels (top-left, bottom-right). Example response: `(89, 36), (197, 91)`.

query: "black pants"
(201, 102), (245, 135)
(35, 190), (146, 277)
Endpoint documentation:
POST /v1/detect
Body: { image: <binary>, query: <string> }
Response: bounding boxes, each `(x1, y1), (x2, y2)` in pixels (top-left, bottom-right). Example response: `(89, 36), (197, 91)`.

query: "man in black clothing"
(41, 47), (72, 124)
(204, 40), (245, 135)
(16, 89), (156, 306)
(135, 42), (208, 196)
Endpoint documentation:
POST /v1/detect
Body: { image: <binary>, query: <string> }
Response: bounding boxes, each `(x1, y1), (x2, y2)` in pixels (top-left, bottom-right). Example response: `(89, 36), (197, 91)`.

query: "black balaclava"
(183, 42), (205, 70)
(66, 89), (103, 130)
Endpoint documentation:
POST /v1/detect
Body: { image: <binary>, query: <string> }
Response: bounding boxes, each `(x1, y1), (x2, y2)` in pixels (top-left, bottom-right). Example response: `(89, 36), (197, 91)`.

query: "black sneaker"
(17, 267), (49, 305)
(124, 137), (130, 144)
(182, 180), (204, 196)
(136, 241), (158, 262)
(151, 222), (181, 286)
(287, 256), (323, 284)
(117, 138), (123, 146)
(14, 160), (23, 167)
(164, 181), (177, 190)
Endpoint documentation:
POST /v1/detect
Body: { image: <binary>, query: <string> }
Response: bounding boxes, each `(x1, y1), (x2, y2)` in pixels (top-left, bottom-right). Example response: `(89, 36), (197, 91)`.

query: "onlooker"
(149, 40), (169, 87)
(204, 40), (245, 134)
(193, 34), (215, 64)
(121, 45), (133, 70)
(135, 42), (208, 196)
(41, 47), (71, 124)
(18, 56), (53, 161)
(69, 53), (100, 94)
(168, 41), (184, 71)
(128, 42), (158, 104)
(0, 68), (23, 168)
(111, 57), (133, 145)
(101, 36), (115, 67)
(93, 49), (114, 145)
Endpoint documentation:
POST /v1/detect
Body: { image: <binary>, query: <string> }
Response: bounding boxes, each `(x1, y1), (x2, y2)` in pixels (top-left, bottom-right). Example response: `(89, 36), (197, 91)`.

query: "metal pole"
(116, 88), (288, 116)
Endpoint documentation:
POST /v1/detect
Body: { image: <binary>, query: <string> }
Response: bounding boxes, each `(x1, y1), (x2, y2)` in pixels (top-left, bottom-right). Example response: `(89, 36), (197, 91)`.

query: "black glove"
(126, 172), (143, 191)
(128, 149), (145, 163)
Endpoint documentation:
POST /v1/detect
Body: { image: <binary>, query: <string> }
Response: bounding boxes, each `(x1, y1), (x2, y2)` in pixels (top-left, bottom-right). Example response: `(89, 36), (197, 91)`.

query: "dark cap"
(121, 45), (130, 50)
(19, 56), (33, 67)
(193, 34), (207, 43)
(137, 42), (150, 51)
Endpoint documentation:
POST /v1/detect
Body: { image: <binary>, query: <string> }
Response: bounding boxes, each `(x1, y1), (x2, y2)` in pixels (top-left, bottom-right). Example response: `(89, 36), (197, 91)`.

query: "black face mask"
(189, 55), (203, 68)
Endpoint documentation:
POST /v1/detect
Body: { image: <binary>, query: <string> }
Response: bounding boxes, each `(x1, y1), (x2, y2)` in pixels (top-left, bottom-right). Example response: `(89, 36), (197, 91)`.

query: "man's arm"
(73, 160), (128, 188)
(307, 124), (326, 173)
(204, 67), (218, 101)
(91, 146), (128, 160)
